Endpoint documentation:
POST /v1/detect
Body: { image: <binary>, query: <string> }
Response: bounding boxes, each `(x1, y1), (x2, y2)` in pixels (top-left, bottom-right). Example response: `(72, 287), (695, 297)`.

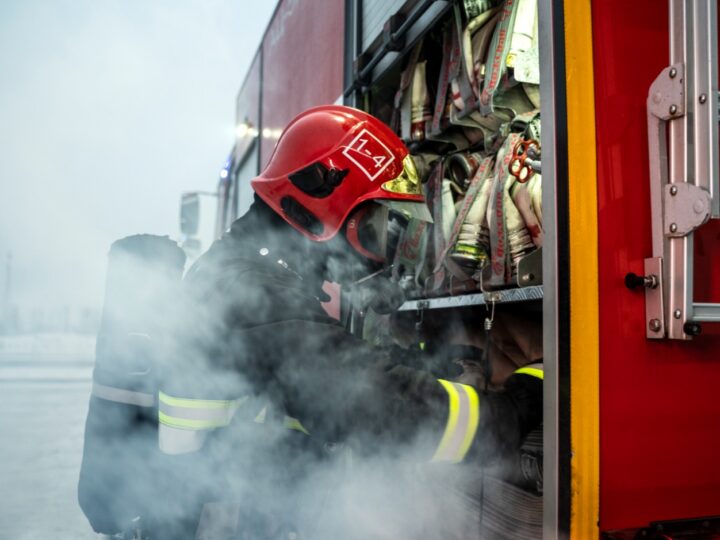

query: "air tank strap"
(91, 381), (155, 408)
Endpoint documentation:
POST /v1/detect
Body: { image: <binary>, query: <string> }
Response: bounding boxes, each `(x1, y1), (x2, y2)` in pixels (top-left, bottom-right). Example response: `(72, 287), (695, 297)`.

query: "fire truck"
(180, 0), (720, 537)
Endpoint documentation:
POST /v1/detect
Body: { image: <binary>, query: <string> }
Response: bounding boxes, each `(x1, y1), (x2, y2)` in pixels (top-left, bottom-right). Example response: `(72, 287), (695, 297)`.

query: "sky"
(0, 0), (276, 318)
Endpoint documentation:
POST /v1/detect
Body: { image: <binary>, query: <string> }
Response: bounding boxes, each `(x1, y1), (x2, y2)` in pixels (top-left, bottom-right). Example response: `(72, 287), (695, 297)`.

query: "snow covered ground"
(0, 333), (98, 538)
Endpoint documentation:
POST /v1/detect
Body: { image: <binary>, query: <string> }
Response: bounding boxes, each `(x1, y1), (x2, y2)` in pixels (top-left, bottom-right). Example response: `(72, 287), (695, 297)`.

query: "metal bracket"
(513, 46), (540, 85)
(648, 63), (685, 121)
(516, 247), (543, 287)
(663, 183), (712, 237)
(646, 62), (685, 256)
(644, 257), (665, 339)
(483, 291), (503, 304)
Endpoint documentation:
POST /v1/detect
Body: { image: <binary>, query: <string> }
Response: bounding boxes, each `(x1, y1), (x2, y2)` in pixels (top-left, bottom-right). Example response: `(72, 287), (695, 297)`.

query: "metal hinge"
(663, 183), (711, 237)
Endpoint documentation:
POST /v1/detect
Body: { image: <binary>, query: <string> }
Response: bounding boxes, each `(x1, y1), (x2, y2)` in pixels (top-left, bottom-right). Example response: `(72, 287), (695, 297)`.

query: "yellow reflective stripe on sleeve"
(284, 416), (310, 435)
(159, 391), (241, 410)
(158, 392), (247, 431)
(514, 366), (544, 380)
(431, 379), (480, 463)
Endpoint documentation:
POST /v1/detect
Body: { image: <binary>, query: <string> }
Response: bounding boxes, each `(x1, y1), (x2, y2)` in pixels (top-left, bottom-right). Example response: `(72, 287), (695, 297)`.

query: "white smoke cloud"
(0, 3), (543, 539)
(73, 219), (542, 540)
(0, 1), (276, 537)
(0, 0), (274, 318)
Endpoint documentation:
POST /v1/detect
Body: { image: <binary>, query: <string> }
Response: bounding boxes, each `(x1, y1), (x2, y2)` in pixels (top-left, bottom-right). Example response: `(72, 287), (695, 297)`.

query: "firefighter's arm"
(374, 361), (543, 464)
(266, 320), (542, 463)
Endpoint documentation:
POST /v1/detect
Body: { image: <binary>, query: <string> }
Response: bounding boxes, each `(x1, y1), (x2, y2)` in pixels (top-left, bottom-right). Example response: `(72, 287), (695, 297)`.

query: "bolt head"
(669, 104), (678, 115)
(670, 185), (678, 195)
(649, 319), (662, 332)
(669, 67), (677, 78)
(259, 248), (269, 256)
(669, 223), (678, 233)
(674, 309), (682, 319)
(699, 93), (707, 104)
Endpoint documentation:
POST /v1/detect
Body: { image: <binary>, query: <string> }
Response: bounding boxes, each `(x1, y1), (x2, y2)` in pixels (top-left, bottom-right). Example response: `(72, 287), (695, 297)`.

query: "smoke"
(0, 2), (544, 535)
(0, 0), (275, 325)
(0, 2), (278, 538)
(76, 203), (542, 540)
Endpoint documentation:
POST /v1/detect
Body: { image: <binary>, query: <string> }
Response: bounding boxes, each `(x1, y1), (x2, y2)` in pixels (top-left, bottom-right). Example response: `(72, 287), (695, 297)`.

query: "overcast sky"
(0, 0), (276, 315)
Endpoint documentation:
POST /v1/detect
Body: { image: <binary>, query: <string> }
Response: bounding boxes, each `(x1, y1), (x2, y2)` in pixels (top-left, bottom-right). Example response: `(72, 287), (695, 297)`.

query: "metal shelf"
(398, 286), (544, 311)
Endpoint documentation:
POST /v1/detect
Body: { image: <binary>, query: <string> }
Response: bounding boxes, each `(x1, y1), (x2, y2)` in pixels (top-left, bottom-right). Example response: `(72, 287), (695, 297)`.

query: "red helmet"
(251, 105), (430, 244)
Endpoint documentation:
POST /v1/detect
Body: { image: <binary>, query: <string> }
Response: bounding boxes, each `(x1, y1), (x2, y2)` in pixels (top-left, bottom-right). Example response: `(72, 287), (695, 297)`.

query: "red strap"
(433, 156), (494, 274)
(479, 0), (519, 115)
(487, 133), (520, 287)
(451, 3), (478, 113)
(430, 22), (459, 136)
(426, 161), (447, 290)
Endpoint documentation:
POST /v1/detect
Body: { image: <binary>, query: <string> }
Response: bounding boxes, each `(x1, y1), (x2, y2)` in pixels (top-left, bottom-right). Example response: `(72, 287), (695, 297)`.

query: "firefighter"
(157, 105), (543, 538)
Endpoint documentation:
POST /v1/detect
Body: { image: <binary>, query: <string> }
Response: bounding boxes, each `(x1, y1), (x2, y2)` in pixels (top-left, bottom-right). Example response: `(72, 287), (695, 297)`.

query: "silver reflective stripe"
(431, 379), (480, 463)
(159, 424), (207, 455)
(92, 382), (155, 408)
(160, 403), (239, 422)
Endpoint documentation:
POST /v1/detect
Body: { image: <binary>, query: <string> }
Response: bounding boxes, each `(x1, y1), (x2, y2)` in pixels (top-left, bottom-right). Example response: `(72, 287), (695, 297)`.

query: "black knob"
(683, 322), (702, 336)
(625, 272), (658, 290)
(625, 273), (645, 289)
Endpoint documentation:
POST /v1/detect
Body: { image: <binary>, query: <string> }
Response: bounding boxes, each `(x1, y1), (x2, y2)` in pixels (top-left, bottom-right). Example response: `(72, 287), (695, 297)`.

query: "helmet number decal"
(342, 129), (395, 182)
